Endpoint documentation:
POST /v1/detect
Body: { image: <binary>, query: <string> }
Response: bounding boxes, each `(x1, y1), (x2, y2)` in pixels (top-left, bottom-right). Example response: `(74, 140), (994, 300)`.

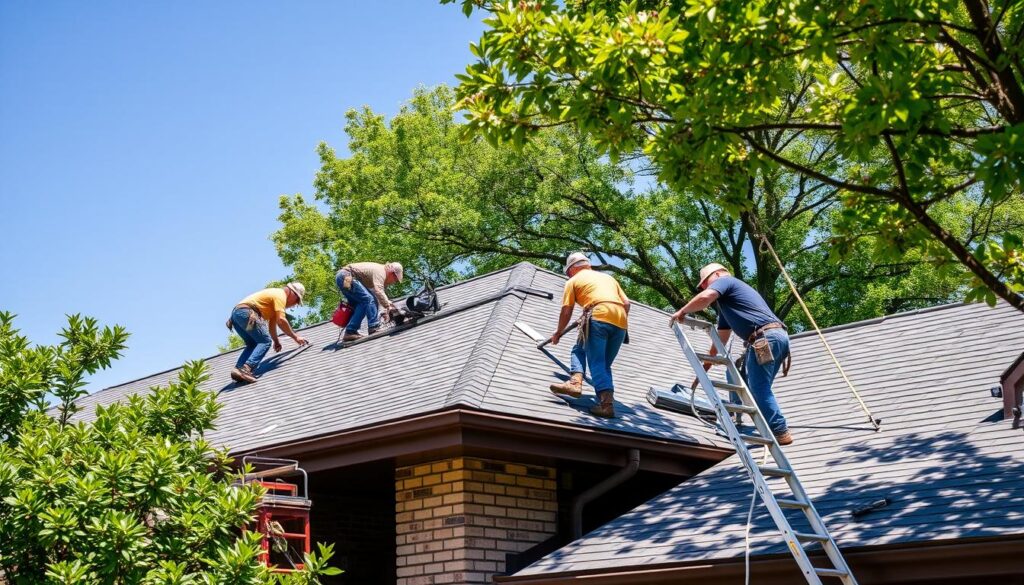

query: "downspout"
(572, 449), (640, 539)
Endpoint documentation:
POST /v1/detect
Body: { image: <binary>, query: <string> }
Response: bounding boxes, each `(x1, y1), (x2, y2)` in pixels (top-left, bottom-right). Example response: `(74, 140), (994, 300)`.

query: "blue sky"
(0, 1), (483, 390)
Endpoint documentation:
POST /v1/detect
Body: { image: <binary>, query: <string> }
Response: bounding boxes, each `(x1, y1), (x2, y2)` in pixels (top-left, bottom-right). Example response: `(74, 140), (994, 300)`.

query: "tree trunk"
(962, 0), (1024, 123)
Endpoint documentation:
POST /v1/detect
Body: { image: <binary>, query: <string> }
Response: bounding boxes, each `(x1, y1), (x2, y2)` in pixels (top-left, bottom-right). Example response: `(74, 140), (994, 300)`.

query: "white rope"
(757, 233), (881, 431)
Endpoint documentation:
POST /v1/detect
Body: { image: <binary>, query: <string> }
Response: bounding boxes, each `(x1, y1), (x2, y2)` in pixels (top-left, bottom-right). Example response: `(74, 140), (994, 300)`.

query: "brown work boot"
(368, 325), (381, 335)
(230, 364), (257, 384)
(550, 373), (583, 398)
(589, 391), (616, 418)
(342, 332), (363, 342)
(774, 430), (794, 446)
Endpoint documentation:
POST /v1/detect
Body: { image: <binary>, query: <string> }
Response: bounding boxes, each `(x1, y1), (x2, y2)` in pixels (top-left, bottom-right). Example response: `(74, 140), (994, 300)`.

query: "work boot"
(368, 325), (381, 335)
(342, 332), (363, 342)
(774, 430), (794, 446)
(589, 391), (616, 418)
(230, 364), (257, 384)
(550, 373), (583, 398)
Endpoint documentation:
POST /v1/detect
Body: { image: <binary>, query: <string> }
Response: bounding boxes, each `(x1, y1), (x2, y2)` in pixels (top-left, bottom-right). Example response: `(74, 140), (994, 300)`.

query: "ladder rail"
(702, 322), (857, 582)
(672, 320), (857, 584)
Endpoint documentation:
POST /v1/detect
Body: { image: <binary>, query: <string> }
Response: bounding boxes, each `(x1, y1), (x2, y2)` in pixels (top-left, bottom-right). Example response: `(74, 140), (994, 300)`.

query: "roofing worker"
(335, 261), (404, 342)
(670, 263), (793, 445)
(227, 283), (309, 384)
(549, 252), (630, 418)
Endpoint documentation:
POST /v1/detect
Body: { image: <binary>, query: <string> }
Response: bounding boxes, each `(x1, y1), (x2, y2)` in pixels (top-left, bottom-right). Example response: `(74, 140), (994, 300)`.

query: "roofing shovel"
(514, 320), (580, 349)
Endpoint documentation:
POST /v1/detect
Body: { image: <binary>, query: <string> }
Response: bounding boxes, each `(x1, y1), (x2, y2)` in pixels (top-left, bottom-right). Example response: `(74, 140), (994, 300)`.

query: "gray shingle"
(516, 300), (1024, 575)
(72, 263), (728, 453)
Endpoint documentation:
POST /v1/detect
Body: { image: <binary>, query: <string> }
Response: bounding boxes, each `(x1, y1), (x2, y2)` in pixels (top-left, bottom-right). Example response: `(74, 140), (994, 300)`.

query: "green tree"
(0, 312), (340, 584)
(444, 0), (1024, 311)
(274, 85), (1001, 327)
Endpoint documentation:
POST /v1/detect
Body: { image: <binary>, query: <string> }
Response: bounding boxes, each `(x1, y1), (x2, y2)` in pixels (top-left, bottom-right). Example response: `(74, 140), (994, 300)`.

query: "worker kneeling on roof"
(670, 263), (793, 445)
(227, 283), (309, 384)
(549, 252), (630, 418)
(335, 261), (403, 342)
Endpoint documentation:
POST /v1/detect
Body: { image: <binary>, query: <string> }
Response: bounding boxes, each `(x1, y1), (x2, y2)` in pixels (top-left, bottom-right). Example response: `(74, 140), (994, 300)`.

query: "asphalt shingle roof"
(516, 300), (1024, 575)
(75, 262), (732, 453)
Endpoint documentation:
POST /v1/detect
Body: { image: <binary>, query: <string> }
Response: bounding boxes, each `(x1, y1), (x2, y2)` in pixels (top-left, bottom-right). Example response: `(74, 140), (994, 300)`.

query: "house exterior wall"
(395, 457), (558, 585)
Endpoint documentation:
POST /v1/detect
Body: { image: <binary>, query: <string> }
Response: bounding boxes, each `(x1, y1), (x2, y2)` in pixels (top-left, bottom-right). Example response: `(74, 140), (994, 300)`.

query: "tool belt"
(576, 301), (629, 346)
(225, 303), (265, 332)
(746, 322), (786, 344)
(745, 322), (791, 376)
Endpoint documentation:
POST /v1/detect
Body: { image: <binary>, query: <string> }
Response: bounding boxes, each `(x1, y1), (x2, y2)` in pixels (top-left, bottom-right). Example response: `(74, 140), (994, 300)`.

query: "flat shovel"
(514, 321), (580, 349)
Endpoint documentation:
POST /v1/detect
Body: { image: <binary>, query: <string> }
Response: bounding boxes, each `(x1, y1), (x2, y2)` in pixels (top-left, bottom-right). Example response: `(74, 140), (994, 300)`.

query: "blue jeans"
(336, 270), (379, 334)
(231, 307), (272, 369)
(729, 328), (790, 434)
(569, 320), (627, 395)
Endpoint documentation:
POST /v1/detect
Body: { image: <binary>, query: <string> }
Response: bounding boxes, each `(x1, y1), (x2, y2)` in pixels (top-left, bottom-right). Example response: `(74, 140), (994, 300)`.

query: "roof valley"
(442, 262), (538, 409)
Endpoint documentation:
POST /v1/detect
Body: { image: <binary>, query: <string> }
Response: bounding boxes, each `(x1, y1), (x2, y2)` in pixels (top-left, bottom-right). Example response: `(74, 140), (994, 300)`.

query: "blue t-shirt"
(708, 275), (782, 339)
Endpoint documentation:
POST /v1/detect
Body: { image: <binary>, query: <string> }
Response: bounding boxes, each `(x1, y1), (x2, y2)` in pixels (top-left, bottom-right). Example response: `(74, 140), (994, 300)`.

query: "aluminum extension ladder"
(670, 316), (858, 584)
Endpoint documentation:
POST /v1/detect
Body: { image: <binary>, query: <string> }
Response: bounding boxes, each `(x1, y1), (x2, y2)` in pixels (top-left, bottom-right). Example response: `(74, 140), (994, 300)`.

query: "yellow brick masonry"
(394, 457), (558, 585)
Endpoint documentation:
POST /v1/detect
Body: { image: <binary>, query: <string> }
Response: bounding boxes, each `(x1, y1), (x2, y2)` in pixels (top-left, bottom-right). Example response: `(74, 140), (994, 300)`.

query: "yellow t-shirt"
(562, 269), (628, 329)
(238, 288), (287, 322)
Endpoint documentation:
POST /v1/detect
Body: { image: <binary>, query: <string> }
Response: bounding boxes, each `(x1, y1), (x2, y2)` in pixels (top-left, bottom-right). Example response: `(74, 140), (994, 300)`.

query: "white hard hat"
(698, 263), (728, 287)
(388, 262), (404, 282)
(564, 252), (590, 274)
(286, 282), (306, 304)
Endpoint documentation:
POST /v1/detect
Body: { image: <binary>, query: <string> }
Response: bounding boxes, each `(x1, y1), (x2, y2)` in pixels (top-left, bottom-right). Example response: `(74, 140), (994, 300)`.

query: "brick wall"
(395, 457), (558, 585)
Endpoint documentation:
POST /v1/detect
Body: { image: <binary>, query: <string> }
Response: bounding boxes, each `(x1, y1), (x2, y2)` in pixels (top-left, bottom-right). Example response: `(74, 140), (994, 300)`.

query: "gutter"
(572, 449), (640, 539)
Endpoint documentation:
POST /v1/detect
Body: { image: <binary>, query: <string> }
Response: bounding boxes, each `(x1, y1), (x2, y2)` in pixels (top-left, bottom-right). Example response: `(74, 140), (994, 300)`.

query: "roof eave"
(495, 535), (1024, 585)
(232, 408), (732, 475)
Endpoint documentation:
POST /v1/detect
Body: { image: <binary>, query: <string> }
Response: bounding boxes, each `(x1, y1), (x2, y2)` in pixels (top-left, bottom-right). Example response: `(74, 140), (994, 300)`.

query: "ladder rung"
(815, 568), (849, 578)
(795, 531), (830, 543)
(724, 402), (758, 414)
(695, 353), (732, 365)
(712, 380), (746, 392)
(739, 433), (774, 446)
(759, 465), (793, 478)
(682, 316), (713, 329)
(776, 498), (810, 509)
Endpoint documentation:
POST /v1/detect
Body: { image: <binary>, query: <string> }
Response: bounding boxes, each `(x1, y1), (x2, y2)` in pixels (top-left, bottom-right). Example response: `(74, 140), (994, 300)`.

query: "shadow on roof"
(528, 428), (1023, 571)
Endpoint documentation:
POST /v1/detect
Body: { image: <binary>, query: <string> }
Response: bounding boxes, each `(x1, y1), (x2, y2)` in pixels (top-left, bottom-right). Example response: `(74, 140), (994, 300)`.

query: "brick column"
(395, 457), (558, 585)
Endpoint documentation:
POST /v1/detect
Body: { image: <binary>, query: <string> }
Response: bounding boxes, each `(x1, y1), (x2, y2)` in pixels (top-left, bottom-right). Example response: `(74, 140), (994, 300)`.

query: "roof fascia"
(233, 409), (732, 475)
(494, 535), (1024, 585)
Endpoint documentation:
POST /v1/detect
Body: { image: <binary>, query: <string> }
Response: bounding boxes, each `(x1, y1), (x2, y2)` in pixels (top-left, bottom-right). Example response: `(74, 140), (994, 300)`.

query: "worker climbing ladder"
(665, 316), (859, 585)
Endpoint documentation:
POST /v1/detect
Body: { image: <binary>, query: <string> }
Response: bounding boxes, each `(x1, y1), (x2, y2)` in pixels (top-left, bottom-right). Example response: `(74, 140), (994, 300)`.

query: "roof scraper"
(514, 321), (579, 349)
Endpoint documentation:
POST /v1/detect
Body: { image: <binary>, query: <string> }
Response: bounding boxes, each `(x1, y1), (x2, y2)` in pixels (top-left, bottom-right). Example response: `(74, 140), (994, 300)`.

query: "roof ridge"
(443, 263), (538, 409)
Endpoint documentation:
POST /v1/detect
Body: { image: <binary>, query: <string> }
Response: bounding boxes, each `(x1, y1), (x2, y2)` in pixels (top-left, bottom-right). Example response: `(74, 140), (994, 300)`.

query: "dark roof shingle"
(74, 262), (732, 453)
(516, 300), (1024, 575)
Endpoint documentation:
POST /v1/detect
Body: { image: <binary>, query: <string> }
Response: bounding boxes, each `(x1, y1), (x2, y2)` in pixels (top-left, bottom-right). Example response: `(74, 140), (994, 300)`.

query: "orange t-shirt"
(238, 288), (287, 322)
(562, 269), (628, 329)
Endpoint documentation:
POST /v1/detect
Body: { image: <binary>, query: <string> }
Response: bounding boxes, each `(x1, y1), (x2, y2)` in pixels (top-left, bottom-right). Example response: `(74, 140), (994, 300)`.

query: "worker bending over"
(670, 263), (793, 445)
(549, 252), (630, 418)
(335, 261), (404, 342)
(227, 283), (309, 384)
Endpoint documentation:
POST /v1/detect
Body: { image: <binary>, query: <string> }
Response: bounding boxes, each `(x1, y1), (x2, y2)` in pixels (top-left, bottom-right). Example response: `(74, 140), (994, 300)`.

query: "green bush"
(0, 312), (340, 584)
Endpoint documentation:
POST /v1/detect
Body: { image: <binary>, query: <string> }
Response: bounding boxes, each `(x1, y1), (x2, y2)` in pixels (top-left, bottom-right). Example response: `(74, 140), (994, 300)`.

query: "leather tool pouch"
(245, 310), (260, 332)
(752, 336), (774, 365)
(577, 309), (593, 344)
